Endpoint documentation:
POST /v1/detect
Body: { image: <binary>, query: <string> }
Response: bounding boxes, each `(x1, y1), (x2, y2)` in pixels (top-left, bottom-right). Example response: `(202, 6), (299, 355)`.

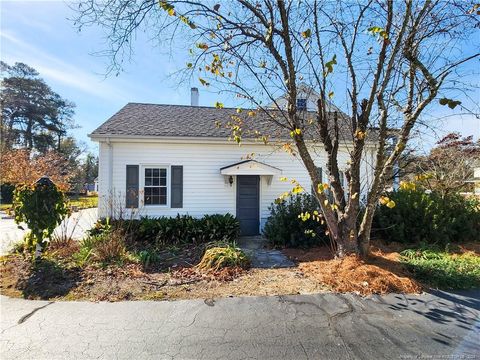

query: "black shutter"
(171, 165), (183, 208)
(126, 165), (139, 208)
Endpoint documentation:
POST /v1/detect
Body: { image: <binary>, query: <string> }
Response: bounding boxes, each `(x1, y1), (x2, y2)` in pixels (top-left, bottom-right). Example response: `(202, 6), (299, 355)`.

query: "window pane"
(143, 167), (168, 206)
(144, 194), (151, 205)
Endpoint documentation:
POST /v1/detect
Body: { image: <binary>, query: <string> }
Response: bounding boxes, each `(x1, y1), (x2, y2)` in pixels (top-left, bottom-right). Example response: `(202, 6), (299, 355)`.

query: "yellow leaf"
(355, 130), (366, 140)
(301, 29), (311, 38)
(215, 102), (224, 109)
(236, 108), (242, 113)
(386, 200), (396, 208)
(328, 91), (334, 99)
(197, 43), (209, 50)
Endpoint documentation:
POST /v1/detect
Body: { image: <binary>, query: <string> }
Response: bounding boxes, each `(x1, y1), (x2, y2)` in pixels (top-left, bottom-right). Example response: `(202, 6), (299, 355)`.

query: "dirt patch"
(0, 255), (81, 299)
(456, 242), (480, 255)
(0, 251), (324, 301)
(143, 268), (326, 301)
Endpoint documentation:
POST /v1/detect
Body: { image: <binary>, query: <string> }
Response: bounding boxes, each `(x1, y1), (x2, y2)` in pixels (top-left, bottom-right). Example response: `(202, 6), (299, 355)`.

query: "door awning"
(220, 160), (282, 176)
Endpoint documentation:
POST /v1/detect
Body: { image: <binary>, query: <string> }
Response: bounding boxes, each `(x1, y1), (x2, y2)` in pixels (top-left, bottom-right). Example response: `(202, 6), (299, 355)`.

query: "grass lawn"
(68, 195), (98, 210)
(0, 203), (11, 211)
(0, 195), (98, 213)
(400, 244), (480, 289)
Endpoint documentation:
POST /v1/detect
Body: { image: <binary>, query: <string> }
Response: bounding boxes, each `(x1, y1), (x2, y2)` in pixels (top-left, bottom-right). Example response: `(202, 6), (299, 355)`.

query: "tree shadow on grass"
(19, 258), (82, 300)
(367, 252), (479, 337)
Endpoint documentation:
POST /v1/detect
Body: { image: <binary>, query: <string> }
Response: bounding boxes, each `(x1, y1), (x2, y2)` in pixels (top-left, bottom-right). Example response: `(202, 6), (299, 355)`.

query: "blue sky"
(1, 1), (479, 154)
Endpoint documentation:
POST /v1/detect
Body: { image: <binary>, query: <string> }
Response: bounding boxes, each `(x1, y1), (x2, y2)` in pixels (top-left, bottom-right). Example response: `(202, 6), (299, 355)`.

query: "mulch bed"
(282, 243), (422, 295)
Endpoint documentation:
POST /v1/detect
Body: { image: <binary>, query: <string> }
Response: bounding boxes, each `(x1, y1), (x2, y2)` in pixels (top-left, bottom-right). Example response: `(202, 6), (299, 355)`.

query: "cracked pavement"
(1, 290), (479, 359)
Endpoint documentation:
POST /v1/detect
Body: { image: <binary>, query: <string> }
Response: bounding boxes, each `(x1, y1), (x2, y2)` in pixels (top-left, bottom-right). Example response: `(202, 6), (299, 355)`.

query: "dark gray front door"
(236, 175), (260, 236)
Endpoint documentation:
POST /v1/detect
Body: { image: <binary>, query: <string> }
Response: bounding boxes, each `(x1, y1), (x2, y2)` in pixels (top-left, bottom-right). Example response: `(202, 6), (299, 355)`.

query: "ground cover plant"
(400, 244), (480, 289)
(93, 213), (240, 247)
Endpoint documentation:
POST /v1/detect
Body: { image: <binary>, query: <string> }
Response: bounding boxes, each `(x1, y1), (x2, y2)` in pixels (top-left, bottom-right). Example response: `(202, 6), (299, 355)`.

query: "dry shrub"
(48, 238), (79, 259)
(76, 228), (128, 265)
(91, 228), (127, 264)
(173, 265), (246, 282)
(297, 251), (422, 295)
(197, 246), (250, 271)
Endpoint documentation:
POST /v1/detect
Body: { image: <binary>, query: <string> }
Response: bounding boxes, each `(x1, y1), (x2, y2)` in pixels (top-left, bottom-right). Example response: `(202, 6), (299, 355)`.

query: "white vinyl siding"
(97, 139), (375, 230)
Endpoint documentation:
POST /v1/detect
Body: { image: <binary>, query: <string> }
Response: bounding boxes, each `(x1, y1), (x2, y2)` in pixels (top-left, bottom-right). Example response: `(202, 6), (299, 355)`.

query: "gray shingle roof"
(90, 102), (362, 141)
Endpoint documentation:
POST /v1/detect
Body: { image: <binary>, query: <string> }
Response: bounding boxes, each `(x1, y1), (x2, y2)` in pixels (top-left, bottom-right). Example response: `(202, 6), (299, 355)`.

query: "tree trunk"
(336, 215), (358, 257)
(358, 203), (376, 257)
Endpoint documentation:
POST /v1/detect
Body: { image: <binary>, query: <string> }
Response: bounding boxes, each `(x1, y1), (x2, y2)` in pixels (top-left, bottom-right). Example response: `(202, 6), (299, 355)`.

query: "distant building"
(473, 168), (480, 196)
(464, 167), (480, 197)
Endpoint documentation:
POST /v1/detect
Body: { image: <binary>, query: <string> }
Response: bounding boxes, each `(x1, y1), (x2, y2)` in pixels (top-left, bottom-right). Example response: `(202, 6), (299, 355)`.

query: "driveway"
(0, 208), (97, 255)
(1, 290), (478, 359)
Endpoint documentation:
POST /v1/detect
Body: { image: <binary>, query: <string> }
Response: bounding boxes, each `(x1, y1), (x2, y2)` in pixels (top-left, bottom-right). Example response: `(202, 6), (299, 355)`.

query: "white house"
(89, 89), (376, 236)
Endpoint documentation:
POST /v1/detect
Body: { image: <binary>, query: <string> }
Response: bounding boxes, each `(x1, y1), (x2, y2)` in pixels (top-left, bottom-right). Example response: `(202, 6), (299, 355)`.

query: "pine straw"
(287, 246), (422, 296)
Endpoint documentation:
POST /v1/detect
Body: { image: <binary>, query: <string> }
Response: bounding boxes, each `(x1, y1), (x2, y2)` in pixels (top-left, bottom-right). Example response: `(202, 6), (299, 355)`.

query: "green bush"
(91, 213), (240, 248)
(13, 179), (69, 254)
(400, 245), (480, 289)
(263, 193), (329, 248)
(1, 183), (15, 203)
(374, 189), (480, 245)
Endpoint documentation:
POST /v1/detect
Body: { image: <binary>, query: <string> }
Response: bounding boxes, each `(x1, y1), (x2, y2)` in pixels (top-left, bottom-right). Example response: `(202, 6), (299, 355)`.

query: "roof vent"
(191, 87), (199, 107)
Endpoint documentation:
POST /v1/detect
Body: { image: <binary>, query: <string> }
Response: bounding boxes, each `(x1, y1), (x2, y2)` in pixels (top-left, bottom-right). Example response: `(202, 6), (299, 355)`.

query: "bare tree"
(74, 0), (480, 257)
(411, 133), (480, 196)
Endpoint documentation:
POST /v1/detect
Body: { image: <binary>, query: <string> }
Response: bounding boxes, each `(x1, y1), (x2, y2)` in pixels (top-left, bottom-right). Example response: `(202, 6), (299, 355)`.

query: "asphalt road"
(1, 290), (479, 360)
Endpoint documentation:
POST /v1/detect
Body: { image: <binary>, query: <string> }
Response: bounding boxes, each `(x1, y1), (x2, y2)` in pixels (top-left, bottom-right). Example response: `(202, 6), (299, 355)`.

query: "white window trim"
(140, 164), (171, 208)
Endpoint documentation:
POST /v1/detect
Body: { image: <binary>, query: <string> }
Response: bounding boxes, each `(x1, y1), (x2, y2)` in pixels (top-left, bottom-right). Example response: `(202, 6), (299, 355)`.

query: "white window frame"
(141, 165), (170, 208)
